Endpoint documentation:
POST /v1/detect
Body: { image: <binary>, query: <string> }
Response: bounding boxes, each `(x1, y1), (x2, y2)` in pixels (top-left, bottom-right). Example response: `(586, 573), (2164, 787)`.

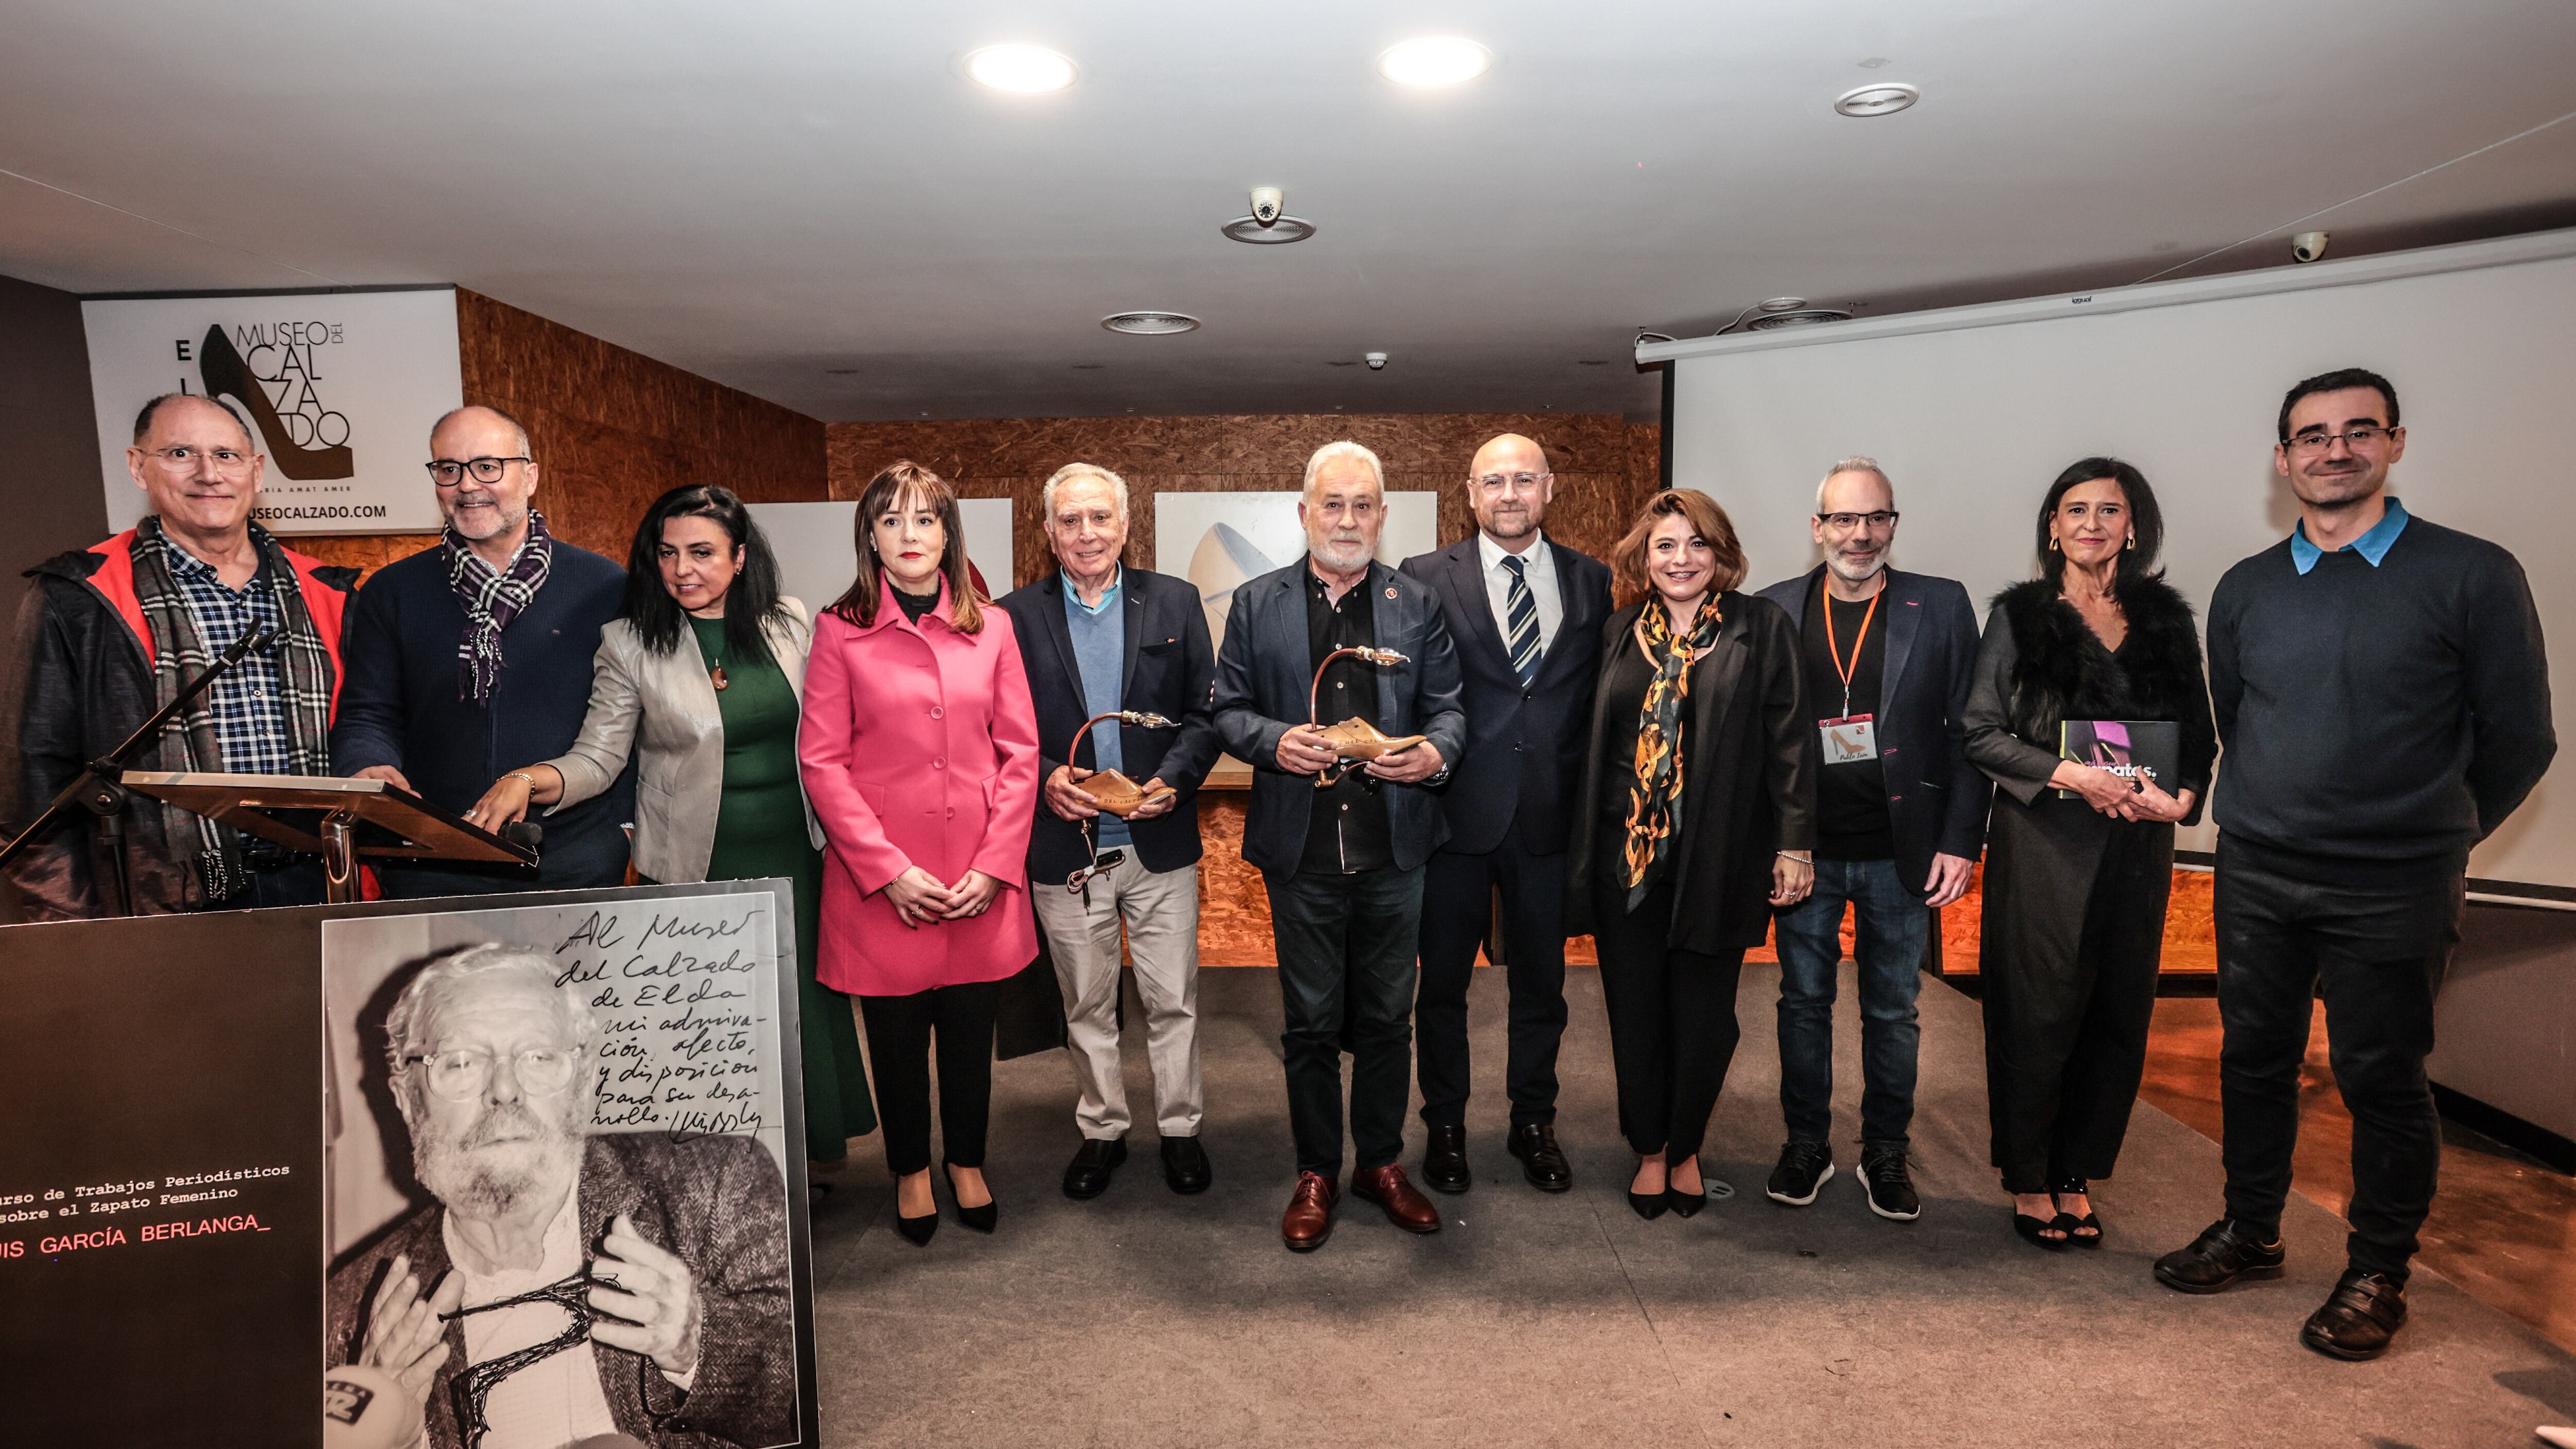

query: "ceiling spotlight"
(1100, 311), (1200, 335)
(965, 44), (1077, 93)
(1758, 297), (1807, 313)
(1834, 83), (1919, 116)
(1378, 36), (1492, 87)
(1222, 185), (1316, 244)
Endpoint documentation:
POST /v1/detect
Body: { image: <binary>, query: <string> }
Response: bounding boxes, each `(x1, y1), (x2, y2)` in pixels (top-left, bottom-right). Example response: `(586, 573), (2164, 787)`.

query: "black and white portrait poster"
(321, 886), (807, 1449)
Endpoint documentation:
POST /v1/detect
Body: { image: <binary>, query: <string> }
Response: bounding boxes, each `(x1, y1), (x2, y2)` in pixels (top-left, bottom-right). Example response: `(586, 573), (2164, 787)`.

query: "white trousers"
(1029, 851), (1205, 1138)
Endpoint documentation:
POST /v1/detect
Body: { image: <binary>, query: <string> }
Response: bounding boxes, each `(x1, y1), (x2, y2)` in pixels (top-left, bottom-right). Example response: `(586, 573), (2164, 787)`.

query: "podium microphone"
(503, 820), (544, 854)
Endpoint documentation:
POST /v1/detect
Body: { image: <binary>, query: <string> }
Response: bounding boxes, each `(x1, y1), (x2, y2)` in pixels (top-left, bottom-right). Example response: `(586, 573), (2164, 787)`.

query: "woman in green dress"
(466, 483), (876, 1170)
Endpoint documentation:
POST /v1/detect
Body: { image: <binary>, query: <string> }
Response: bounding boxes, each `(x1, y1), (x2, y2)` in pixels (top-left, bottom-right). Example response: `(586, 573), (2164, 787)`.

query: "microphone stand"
(0, 625), (275, 916)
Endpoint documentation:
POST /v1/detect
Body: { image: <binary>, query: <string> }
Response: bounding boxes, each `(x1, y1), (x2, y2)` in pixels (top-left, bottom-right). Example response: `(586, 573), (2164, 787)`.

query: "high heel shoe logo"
(197, 324), (354, 481)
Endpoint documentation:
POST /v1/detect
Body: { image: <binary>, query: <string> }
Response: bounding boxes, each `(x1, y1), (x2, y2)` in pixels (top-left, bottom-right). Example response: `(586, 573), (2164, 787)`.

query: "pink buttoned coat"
(799, 577), (1041, 996)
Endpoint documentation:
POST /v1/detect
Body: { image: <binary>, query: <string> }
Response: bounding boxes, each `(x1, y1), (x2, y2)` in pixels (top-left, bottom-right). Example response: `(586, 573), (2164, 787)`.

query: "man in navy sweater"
(331, 405), (633, 895)
(2155, 368), (2554, 1361)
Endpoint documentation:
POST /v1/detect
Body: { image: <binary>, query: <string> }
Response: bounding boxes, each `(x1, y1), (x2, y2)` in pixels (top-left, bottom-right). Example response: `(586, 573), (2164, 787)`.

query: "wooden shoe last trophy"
(1066, 710), (1181, 817)
(1310, 645), (1423, 787)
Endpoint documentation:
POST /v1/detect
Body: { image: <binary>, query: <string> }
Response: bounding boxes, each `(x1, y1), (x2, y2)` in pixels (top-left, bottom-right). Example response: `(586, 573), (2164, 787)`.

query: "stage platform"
(805, 964), (2575, 1447)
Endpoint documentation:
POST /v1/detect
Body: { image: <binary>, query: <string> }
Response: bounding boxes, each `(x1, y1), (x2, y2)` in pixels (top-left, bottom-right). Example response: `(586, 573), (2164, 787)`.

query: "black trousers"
(858, 980), (999, 1177)
(1415, 836), (1570, 1130)
(2215, 835), (2463, 1281)
(1592, 880), (1744, 1163)
(1264, 864), (1423, 1177)
(1979, 798), (2169, 1194)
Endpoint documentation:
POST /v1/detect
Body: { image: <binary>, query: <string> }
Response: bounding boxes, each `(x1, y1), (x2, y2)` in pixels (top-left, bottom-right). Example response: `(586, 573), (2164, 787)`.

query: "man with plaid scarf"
(2, 393), (355, 917)
(332, 404), (633, 895)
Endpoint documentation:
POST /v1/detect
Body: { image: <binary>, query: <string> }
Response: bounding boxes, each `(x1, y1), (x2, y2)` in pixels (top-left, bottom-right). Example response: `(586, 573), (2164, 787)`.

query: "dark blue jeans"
(1264, 864), (1425, 1177)
(1772, 856), (1928, 1149)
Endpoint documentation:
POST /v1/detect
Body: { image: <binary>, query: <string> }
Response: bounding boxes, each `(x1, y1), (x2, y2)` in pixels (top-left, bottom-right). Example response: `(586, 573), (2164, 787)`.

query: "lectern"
(117, 772), (538, 903)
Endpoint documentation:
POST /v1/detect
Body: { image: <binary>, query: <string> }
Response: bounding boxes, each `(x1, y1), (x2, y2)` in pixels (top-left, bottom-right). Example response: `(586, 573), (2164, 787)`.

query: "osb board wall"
(291, 289), (826, 581)
(827, 414), (1665, 589)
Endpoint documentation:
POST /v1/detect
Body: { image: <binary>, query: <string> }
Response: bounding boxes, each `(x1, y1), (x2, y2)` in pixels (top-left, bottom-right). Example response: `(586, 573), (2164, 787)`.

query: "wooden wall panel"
(291, 290), (828, 581)
(827, 413), (1662, 589)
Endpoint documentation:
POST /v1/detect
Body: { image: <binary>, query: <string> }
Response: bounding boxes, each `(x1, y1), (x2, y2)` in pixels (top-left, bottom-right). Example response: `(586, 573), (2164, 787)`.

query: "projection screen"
(1642, 228), (2576, 893)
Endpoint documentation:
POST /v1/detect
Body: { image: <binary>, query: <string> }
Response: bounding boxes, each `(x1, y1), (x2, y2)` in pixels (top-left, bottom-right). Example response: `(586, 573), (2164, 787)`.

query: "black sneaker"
(2153, 1218), (2285, 1294)
(1858, 1146), (1921, 1221)
(2299, 1269), (2408, 1360)
(1765, 1140), (1835, 1206)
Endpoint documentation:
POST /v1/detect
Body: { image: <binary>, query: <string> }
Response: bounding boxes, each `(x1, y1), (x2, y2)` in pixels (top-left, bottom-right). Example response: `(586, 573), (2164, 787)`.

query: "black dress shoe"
(1161, 1135), (1212, 1194)
(942, 1162), (996, 1233)
(2154, 1218), (2286, 1293)
(1506, 1122), (1573, 1192)
(1422, 1123), (1471, 1195)
(895, 1207), (938, 1246)
(2301, 1270), (2408, 1360)
(1062, 1137), (1127, 1200)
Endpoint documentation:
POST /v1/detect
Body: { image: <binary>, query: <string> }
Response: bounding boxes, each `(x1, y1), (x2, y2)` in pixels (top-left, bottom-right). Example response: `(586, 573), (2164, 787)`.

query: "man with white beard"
(1213, 440), (1467, 1251)
(325, 946), (793, 1448)
(1754, 458), (1989, 1222)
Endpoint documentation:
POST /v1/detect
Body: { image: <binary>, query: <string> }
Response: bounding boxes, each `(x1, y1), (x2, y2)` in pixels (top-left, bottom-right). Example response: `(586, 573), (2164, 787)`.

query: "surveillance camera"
(2291, 230), (2330, 264)
(1364, 351), (1387, 370)
(1250, 186), (1284, 227)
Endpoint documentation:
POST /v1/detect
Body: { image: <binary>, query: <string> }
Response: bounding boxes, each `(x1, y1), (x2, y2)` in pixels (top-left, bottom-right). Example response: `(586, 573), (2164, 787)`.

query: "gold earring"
(2048, 537), (2060, 552)
(2126, 535), (2136, 551)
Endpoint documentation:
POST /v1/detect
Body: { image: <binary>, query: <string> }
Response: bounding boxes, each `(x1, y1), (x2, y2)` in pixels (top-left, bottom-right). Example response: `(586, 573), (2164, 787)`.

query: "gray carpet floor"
(805, 964), (2576, 1447)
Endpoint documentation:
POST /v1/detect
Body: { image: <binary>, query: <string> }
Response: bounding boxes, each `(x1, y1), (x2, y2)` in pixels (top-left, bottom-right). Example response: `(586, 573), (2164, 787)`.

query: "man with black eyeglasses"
(3, 393), (355, 917)
(331, 404), (634, 894)
(1754, 457), (1987, 1222)
(2155, 368), (2553, 1361)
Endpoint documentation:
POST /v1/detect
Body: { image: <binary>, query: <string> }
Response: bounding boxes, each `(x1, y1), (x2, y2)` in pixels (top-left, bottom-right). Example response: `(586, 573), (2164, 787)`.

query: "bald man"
(331, 405), (634, 894)
(1399, 434), (1613, 1192)
(2, 393), (355, 916)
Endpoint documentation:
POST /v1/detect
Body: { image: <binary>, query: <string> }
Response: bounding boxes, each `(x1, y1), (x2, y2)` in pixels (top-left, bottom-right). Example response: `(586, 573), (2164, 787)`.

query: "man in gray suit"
(1214, 440), (1467, 1251)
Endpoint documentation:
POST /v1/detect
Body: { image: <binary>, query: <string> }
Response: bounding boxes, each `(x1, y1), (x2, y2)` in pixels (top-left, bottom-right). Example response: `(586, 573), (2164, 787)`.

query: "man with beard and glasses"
(1754, 458), (1987, 1222)
(1213, 440), (1466, 1250)
(331, 406), (634, 894)
(1398, 434), (1613, 1196)
(326, 945), (793, 1449)
(2156, 368), (2553, 1361)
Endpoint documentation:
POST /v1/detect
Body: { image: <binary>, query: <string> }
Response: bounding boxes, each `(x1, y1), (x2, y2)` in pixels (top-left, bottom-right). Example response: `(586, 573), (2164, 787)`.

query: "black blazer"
(1213, 557), (1468, 876)
(1401, 535), (1614, 856)
(1565, 593), (1817, 955)
(998, 568), (1221, 886)
(1755, 565), (1991, 892)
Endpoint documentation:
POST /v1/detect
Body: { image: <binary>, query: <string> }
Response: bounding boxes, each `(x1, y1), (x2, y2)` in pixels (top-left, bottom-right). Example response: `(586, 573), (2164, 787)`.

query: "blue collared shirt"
(1062, 569), (1129, 848)
(163, 541), (292, 774)
(2290, 496), (2410, 575)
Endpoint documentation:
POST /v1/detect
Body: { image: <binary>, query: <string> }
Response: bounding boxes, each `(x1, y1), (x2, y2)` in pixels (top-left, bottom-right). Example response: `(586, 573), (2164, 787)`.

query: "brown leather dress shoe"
(1281, 1170), (1338, 1252)
(1349, 1164), (1443, 1234)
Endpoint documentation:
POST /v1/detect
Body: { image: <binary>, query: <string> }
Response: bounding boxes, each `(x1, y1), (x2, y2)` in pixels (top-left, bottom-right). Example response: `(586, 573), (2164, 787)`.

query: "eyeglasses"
(2283, 425), (2394, 454)
(1816, 510), (1900, 531)
(139, 445), (255, 475)
(426, 456), (531, 486)
(1471, 471), (1550, 492)
(402, 1046), (580, 1100)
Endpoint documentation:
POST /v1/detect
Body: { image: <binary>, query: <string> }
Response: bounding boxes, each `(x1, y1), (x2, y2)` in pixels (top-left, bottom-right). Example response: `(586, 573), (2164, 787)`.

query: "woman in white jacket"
(467, 483), (875, 1169)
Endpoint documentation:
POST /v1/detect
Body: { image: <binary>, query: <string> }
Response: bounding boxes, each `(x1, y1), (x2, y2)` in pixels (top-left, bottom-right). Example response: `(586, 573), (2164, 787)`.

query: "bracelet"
(1776, 850), (1812, 864)
(505, 770), (540, 790)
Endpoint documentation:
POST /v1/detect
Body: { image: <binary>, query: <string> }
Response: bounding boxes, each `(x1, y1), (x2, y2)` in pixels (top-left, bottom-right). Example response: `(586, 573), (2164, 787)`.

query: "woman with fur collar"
(1963, 458), (2216, 1251)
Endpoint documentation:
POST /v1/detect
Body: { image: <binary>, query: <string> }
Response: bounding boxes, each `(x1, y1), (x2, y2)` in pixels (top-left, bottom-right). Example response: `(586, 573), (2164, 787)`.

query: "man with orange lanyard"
(1754, 457), (1989, 1221)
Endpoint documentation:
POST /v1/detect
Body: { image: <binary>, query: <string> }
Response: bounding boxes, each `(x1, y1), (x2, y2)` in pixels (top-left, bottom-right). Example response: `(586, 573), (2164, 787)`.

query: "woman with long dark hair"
(1565, 489), (1816, 1221)
(1964, 458), (2215, 1248)
(465, 483), (875, 1171)
(800, 461), (1041, 1245)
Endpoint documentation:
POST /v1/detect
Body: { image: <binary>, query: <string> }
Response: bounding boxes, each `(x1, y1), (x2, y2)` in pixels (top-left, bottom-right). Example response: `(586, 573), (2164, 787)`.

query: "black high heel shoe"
(894, 1176), (938, 1247)
(1629, 1163), (1670, 1220)
(943, 1162), (998, 1233)
(2052, 1178), (2103, 1249)
(1666, 1161), (1706, 1218)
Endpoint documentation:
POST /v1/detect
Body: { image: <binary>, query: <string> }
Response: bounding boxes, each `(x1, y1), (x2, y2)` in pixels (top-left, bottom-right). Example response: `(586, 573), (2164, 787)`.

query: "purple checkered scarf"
(442, 510), (554, 703)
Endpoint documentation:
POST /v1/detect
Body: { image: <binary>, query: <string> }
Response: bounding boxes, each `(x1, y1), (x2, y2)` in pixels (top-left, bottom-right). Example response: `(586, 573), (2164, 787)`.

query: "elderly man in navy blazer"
(1214, 439), (1467, 1251)
(1754, 457), (1988, 1222)
(1399, 433), (1613, 1195)
(999, 463), (1223, 1202)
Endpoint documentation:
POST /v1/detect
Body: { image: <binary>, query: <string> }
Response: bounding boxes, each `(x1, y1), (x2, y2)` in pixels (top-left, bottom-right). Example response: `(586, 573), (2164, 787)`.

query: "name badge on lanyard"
(1817, 588), (1883, 764)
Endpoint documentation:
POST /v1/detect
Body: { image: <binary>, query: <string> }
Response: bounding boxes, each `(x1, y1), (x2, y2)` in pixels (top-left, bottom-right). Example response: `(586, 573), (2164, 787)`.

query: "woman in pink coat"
(800, 461), (1040, 1245)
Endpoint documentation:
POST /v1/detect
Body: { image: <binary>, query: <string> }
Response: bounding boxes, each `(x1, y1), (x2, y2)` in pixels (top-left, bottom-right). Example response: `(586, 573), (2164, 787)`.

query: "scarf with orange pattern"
(1621, 594), (1722, 909)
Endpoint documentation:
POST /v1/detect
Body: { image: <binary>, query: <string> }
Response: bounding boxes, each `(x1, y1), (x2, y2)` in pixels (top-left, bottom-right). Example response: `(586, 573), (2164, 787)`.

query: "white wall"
(749, 497), (1014, 616)
(1665, 236), (2576, 887)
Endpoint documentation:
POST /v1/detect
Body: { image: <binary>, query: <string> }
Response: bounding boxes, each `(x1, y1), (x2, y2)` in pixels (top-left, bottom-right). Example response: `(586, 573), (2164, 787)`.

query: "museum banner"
(82, 287), (464, 537)
(0, 880), (821, 1449)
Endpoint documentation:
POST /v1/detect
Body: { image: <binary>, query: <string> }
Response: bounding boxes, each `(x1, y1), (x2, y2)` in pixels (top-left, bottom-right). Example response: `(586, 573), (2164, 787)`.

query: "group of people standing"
(3, 363), (2549, 1364)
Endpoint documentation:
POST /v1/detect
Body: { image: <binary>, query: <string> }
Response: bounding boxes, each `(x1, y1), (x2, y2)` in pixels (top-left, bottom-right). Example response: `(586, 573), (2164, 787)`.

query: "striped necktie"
(1502, 553), (1541, 687)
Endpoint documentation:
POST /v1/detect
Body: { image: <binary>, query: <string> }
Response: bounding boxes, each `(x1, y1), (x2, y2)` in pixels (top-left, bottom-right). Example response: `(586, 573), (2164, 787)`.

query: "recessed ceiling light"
(965, 44), (1077, 93)
(1100, 311), (1200, 335)
(1759, 297), (1808, 312)
(1745, 305), (1854, 330)
(1835, 83), (1919, 117)
(1222, 214), (1316, 244)
(1378, 36), (1492, 87)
